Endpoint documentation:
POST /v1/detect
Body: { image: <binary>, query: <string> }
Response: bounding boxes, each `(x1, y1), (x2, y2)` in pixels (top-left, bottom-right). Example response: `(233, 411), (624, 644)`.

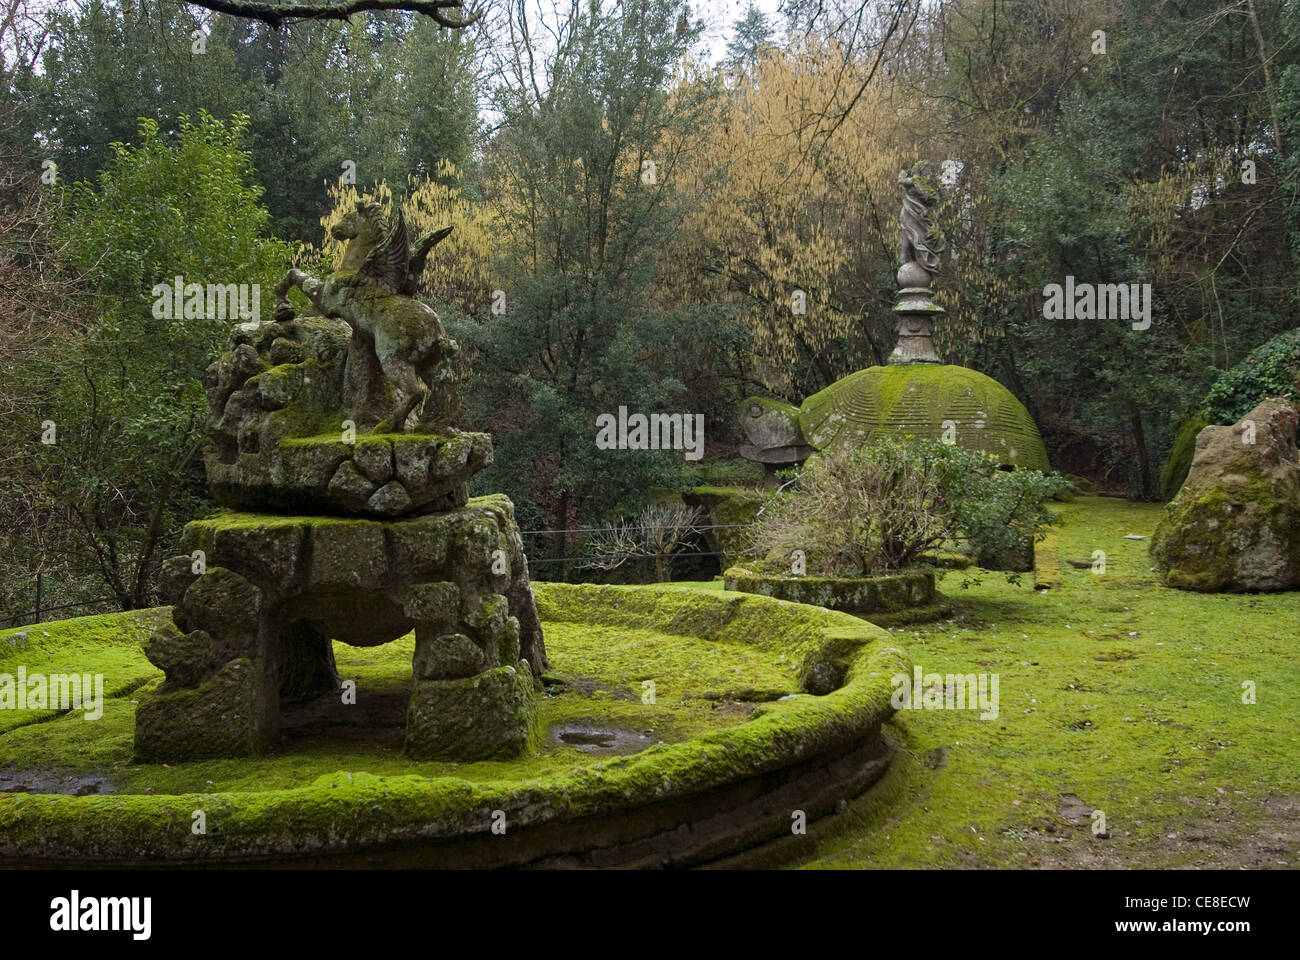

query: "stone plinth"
(207, 429), (493, 517)
(723, 566), (936, 621)
(202, 315), (491, 517)
(888, 261), (945, 365)
(135, 495), (546, 762)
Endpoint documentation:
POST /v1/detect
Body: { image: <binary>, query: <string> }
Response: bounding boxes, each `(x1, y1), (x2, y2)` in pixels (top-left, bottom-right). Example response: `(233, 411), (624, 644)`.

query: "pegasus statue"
(274, 200), (457, 432)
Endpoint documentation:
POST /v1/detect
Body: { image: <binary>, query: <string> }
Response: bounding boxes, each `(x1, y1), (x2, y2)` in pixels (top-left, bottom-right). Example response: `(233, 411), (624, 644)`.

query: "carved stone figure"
(897, 161), (945, 282)
(889, 161), (946, 366)
(274, 200), (457, 433)
(135, 195), (546, 764)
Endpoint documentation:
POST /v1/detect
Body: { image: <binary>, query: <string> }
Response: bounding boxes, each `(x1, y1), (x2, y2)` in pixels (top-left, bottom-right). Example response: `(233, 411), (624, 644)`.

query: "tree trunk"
(551, 488), (569, 582)
(1129, 404), (1153, 501)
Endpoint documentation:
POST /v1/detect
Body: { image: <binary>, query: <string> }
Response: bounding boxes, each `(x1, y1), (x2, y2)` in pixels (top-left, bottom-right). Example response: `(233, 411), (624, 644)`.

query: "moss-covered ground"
(701, 495), (1300, 869)
(3, 495), (1295, 868)
(0, 611), (795, 797)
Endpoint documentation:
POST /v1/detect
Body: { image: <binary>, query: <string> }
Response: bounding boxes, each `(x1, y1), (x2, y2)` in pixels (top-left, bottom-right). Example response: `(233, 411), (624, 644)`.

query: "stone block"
(405, 664), (535, 761)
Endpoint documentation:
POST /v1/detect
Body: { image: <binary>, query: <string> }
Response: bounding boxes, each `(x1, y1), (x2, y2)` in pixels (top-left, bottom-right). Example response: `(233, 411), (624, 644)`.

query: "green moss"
(1033, 527), (1062, 590)
(0, 583), (907, 862)
(0, 610), (166, 736)
(768, 495), (1300, 869)
(799, 364), (1050, 471)
(747, 396), (800, 416)
(685, 486), (765, 566)
(1158, 412), (1210, 501)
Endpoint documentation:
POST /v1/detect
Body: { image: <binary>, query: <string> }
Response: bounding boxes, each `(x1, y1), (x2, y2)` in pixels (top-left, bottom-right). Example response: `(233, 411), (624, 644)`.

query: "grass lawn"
(688, 494), (1300, 868)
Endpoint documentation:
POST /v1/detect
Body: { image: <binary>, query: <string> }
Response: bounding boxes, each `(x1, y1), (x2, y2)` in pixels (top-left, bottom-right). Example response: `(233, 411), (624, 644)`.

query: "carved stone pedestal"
(134, 495), (545, 763)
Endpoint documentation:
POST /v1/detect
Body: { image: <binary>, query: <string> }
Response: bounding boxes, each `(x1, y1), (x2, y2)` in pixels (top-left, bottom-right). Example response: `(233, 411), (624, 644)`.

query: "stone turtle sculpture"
(738, 365), (1049, 473)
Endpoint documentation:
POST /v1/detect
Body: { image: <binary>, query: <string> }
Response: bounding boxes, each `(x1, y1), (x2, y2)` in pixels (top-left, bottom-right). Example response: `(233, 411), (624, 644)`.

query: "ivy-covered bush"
(748, 438), (1063, 576)
(1204, 329), (1300, 424)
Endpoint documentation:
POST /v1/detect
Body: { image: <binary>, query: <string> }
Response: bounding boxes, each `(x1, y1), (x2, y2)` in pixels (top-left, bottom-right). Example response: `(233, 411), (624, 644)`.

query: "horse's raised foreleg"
(274, 269), (327, 321)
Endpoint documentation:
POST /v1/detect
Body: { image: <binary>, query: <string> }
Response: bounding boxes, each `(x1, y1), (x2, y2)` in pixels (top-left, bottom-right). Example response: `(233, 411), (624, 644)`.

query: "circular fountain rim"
(0, 583), (910, 868)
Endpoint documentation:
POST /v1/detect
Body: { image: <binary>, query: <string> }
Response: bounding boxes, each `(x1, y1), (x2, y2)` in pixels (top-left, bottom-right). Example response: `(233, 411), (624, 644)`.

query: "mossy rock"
(406, 664), (536, 761)
(799, 365), (1049, 471)
(1063, 474), (1095, 494)
(684, 486), (766, 567)
(1150, 398), (1300, 591)
(134, 658), (272, 763)
(1159, 412), (1210, 502)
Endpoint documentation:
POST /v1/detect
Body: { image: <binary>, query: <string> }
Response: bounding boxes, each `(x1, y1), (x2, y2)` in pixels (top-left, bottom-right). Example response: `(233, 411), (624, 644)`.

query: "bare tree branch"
(181, 0), (482, 29)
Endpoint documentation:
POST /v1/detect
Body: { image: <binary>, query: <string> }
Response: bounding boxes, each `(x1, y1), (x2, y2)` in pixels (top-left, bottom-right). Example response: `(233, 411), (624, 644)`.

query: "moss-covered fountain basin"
(723, 565), (950, 625)
(0, 583), (908, 868)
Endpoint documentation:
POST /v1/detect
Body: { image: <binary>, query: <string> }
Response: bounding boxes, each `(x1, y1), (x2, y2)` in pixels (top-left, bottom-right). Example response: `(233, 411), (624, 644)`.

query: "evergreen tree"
(726, 2), (773, 67)
(453, 0), (717, 566)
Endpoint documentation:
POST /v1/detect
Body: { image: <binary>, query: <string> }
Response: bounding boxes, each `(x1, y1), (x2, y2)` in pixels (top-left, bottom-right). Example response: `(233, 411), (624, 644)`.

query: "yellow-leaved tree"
(301, 160), (496, 314)
(667, 35), (935, 399)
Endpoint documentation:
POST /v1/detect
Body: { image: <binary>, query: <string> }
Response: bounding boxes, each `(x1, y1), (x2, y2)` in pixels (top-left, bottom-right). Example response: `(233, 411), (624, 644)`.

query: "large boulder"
(1150, 397), (1300, 591)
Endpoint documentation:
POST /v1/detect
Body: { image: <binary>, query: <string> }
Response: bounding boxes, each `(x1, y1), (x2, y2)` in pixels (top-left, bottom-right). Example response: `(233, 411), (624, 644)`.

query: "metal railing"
(0, 572), (121, 628)
(519, 522), (756, 582)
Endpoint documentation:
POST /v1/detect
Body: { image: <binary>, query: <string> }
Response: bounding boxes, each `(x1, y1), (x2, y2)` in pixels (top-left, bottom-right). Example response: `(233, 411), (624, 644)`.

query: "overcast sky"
(692, 0), (783, 63)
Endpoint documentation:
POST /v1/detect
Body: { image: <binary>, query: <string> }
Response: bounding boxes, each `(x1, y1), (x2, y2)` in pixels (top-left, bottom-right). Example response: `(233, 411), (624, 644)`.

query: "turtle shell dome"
(799, 365), (1049, 471)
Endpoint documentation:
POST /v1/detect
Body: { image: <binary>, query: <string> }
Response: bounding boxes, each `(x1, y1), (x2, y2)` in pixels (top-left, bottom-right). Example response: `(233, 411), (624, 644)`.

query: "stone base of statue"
(202, 314), (492, 517)
(134, 494), (545, 763)
(887, 262), (944, 366)
(206, 429), (493, 518)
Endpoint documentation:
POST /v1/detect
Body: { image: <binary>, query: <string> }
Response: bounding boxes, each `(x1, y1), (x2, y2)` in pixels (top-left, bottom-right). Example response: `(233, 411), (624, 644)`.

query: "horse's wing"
(402, 225), (454, 296)
(357, 209), (410, 294)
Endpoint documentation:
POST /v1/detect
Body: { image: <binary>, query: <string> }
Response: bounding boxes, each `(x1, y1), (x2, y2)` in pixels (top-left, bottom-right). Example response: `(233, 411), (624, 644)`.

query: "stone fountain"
(134, 199), (547, 763)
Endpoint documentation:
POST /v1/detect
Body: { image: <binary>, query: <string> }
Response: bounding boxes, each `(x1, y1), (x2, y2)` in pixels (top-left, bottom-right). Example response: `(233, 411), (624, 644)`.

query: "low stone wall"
(0, 584), (910, 868)
(723, 565), (936, 616)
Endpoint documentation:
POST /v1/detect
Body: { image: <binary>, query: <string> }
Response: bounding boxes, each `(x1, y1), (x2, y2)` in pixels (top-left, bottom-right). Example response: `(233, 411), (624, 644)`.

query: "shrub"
(581, 502), (705, 582)
(749, 438), (1063, 577)
(1204, 329), (1300, 424)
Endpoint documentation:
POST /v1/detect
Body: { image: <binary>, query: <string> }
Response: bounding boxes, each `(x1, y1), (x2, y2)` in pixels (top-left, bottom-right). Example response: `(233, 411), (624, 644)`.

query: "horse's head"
(334, 200), (389, 270)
